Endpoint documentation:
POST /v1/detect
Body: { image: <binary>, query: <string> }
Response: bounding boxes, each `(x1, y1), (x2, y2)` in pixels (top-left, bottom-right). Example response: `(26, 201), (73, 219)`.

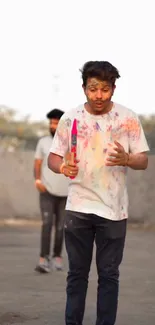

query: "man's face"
(83, 78), (115, 114)
(49, 118), (59, 136)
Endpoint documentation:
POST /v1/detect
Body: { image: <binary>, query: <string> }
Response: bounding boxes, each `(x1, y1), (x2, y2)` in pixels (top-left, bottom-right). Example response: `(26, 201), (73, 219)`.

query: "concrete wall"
(0, 151), (155, 224)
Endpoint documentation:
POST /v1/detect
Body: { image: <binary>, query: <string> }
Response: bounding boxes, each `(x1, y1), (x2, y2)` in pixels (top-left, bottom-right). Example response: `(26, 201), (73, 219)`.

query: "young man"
(34, 109), (69, 273)
(48, 62), (149, 324)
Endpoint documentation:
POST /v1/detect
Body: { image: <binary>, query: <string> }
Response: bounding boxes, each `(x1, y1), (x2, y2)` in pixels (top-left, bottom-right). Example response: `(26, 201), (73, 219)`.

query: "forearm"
(34, 169), (41, 180)
(34, 159), (42, 179)
(127, 153), (148, 170)
(48, 153), (63, 173)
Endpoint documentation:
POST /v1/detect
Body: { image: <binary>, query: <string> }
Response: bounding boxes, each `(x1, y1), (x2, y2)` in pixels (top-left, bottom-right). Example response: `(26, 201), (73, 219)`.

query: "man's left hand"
(105, 141), (129, 167)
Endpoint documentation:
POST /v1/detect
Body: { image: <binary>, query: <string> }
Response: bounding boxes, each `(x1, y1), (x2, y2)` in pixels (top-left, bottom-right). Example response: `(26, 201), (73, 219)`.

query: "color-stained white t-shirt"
(50, 103), (149, 220)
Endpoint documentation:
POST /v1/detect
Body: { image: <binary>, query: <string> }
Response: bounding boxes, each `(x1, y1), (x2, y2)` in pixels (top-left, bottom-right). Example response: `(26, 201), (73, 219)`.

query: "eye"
(103, 88), (109, 92)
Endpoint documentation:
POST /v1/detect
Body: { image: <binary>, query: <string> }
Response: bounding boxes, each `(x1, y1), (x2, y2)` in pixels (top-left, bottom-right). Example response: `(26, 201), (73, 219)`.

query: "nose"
(96, 89), (102, 99)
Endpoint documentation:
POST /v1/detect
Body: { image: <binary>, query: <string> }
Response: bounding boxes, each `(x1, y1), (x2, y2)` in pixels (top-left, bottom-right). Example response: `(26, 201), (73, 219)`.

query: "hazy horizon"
(0, 0), (154, 121)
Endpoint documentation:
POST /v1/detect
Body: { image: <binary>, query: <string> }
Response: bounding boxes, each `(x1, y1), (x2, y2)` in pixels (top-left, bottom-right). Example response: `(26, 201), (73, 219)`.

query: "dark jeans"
(65, 211), (127, 325)
(39, 192), (66, 258)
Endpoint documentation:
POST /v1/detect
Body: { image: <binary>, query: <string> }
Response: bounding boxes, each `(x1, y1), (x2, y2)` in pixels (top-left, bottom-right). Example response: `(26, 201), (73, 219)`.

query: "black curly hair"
(80, 61), (120, 87)
(46, 108), (64, 120)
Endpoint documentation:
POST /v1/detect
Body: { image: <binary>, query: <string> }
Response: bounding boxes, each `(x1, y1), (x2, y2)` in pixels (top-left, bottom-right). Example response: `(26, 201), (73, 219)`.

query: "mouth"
(95, 102), (103, 107)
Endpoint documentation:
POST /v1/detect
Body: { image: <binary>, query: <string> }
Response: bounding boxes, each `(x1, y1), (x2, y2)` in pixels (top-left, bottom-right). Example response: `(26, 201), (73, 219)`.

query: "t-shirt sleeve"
(50, 115), (70, 157)
(128, 112), (150, 154)
(34, 139), (44, 159)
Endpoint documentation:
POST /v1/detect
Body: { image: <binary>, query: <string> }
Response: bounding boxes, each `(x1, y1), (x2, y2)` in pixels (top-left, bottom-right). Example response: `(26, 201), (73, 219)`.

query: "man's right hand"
(61, 152), (79, 178)
(35, 179), (47, 192)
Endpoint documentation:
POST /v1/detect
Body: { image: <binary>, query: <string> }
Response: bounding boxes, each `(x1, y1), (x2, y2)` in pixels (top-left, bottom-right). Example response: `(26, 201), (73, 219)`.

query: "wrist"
(125, 153), (130, 166)
(35, 179), (41, 184)
(60, 162), (66, 174)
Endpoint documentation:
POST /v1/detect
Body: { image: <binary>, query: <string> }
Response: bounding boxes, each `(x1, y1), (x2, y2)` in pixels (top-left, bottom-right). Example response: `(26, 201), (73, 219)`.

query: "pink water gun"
(70, 118), (77, 179)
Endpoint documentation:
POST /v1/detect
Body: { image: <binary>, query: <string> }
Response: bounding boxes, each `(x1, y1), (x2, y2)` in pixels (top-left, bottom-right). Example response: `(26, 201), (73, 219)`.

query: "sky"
(0, 0), (155, 121)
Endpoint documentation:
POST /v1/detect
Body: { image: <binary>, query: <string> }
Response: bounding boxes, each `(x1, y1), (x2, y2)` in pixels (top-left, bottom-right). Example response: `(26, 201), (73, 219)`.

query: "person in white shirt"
(48, 61), (149, 325)
(34, 109), (69, 273)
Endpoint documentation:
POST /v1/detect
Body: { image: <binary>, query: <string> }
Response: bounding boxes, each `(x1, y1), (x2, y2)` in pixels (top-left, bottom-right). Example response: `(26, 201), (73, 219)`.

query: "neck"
(85, 101), (113, 116)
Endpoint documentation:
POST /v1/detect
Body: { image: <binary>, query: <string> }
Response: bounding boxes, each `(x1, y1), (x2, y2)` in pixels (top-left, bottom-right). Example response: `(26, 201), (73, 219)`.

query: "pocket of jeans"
(64, 211), (89, 230)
